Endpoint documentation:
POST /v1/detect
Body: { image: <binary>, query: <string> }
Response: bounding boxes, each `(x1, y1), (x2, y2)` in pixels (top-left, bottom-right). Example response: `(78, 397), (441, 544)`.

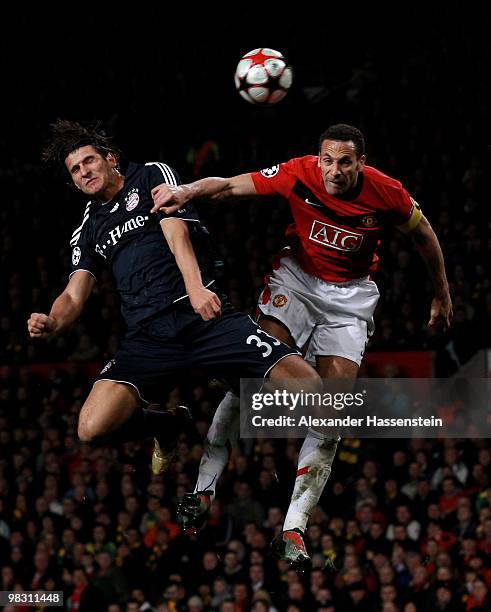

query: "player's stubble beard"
(323, 172), (358, 196)
(91, 166), (124, 201)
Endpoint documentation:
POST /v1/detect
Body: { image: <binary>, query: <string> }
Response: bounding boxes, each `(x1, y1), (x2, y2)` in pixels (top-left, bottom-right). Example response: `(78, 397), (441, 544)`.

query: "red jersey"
(251, 156), (422, 282)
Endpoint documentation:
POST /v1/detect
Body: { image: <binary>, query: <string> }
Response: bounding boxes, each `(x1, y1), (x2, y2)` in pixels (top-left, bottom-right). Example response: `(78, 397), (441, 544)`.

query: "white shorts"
(257, 255), (380, 366)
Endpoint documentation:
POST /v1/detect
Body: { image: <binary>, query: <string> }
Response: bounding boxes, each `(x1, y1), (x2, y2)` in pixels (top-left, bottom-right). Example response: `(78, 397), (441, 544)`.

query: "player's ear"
(358, 155), (366, 171)
(106, 152), (118, 168)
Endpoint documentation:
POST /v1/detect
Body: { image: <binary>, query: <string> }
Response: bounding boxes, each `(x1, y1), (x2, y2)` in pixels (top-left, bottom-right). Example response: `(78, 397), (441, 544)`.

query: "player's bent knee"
(316, 356), (359, 379)
(77, 413), (113, 445)
(77, 380), (140, 444)
(271, 355), (323, 399)
(77, 418), (102, 444)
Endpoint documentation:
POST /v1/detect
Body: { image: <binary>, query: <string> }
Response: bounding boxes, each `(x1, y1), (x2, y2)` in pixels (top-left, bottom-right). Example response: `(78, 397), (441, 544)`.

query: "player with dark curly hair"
(29, 120), (319, 500)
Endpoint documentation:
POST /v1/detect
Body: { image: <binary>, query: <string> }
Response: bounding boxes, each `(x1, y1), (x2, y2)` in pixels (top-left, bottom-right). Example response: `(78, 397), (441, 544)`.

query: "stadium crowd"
(1, 367), (491, 610)
(1, 12), (490, 612)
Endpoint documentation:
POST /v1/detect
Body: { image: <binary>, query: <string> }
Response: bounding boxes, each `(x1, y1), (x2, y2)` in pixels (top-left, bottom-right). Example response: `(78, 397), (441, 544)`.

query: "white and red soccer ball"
(234, 48), (293, 105)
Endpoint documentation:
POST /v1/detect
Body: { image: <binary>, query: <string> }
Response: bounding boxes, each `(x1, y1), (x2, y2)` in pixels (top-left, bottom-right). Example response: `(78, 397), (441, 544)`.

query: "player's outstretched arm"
(151, 174), (256, 215)
(160, 218), (221, 321)
(27, 271), (96, 339)
(408, 215), (453, 330)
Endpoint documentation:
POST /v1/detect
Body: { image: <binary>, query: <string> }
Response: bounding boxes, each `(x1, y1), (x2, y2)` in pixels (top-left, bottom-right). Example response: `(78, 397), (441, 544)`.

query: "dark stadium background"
(0, 7), (490, 612)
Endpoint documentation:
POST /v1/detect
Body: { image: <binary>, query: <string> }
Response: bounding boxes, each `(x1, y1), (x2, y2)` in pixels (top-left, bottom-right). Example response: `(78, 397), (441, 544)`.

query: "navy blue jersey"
(69, 161), (215, 327)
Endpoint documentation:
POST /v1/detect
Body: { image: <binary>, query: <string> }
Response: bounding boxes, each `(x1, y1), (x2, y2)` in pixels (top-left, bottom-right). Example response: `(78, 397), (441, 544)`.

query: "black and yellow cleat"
(271, 528), (312, 573)
(151, 405), (192, 476)
(151, 437), (177, 475)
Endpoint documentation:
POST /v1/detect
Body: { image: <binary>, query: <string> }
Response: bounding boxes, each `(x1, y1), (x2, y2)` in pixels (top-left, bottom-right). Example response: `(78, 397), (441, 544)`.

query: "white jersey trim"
(145, 162), (178, 186)
(263, 352), (300, 380)
(70, 201), (92, 246)
(68, 269), (97, 281)
(159, 217), (200, 223)
(93, 379), (149, 404)
(172, 279), (216, 304)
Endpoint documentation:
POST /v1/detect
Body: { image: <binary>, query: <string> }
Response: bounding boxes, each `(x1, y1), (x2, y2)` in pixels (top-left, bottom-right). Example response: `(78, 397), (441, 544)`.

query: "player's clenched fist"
(27, 313), (57, 338)
(428, 294), (453, 331)
(150, 183), (188, 214)
(189, 288), (222, 321)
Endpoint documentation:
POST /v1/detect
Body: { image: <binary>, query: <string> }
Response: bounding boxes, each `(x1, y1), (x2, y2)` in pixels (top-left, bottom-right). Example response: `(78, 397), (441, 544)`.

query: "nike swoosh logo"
(305, 198), (323, 208)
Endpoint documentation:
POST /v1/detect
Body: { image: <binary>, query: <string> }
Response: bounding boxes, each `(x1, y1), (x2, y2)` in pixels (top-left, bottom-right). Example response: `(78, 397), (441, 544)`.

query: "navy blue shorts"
(94, 302), (299, 403)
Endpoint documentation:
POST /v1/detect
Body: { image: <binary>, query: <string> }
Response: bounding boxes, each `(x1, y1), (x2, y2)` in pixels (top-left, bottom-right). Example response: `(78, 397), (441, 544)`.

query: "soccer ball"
(234, 48), (293, 105)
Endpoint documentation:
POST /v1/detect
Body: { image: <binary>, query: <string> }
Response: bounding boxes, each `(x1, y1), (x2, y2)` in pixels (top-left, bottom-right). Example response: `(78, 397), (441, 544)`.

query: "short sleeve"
(157, 201), (201, 223)
(144, 161), (200, 223)
(392, 188), (423, 233)
(145, 162), (181, 190)
(69, 204), (102, 280)
(250, 159), (298, 198)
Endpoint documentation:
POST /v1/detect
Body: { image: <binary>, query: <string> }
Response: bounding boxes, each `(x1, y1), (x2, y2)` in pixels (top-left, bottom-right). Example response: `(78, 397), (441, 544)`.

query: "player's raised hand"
(151, 183), (188, 214)
(189, 287), (222, 321)
(428, 294), (453, 331)
(27, 313), (57, 338)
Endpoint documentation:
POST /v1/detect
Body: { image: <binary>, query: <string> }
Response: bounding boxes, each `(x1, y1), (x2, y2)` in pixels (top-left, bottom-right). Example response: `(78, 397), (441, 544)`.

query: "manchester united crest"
(273, 294), (288, 307)
(362, 215), (377, 227)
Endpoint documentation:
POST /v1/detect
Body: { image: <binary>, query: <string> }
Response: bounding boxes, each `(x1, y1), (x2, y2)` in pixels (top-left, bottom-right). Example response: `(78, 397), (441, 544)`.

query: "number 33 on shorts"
(246, 327), (281, 357)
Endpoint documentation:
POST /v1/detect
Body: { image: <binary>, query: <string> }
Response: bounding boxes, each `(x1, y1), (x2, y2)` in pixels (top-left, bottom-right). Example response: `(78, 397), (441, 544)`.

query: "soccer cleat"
(151, 437), (177, 475)
(177, 491), (212, 535)
(271, 528), (311, 573)
(151, 405), (192, 476)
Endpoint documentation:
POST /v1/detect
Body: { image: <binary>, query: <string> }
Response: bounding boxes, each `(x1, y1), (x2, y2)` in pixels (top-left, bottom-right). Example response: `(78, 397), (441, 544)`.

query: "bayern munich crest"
(260, 165), (280, 178)
(125, 188), (140, 211)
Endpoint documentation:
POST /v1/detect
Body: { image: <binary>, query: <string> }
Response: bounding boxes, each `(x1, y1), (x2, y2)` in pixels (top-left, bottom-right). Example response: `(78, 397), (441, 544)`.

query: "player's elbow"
(161, 219), (189, 246)
(409, 216), (434, 247)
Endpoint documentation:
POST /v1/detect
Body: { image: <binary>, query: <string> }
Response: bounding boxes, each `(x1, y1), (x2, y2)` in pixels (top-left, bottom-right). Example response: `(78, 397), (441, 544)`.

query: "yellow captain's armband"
(396, 197), (423, 233)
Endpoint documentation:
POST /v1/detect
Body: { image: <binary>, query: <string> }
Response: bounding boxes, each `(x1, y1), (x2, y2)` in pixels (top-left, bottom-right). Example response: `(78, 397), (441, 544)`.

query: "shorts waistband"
(330, 275), (372, 288)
